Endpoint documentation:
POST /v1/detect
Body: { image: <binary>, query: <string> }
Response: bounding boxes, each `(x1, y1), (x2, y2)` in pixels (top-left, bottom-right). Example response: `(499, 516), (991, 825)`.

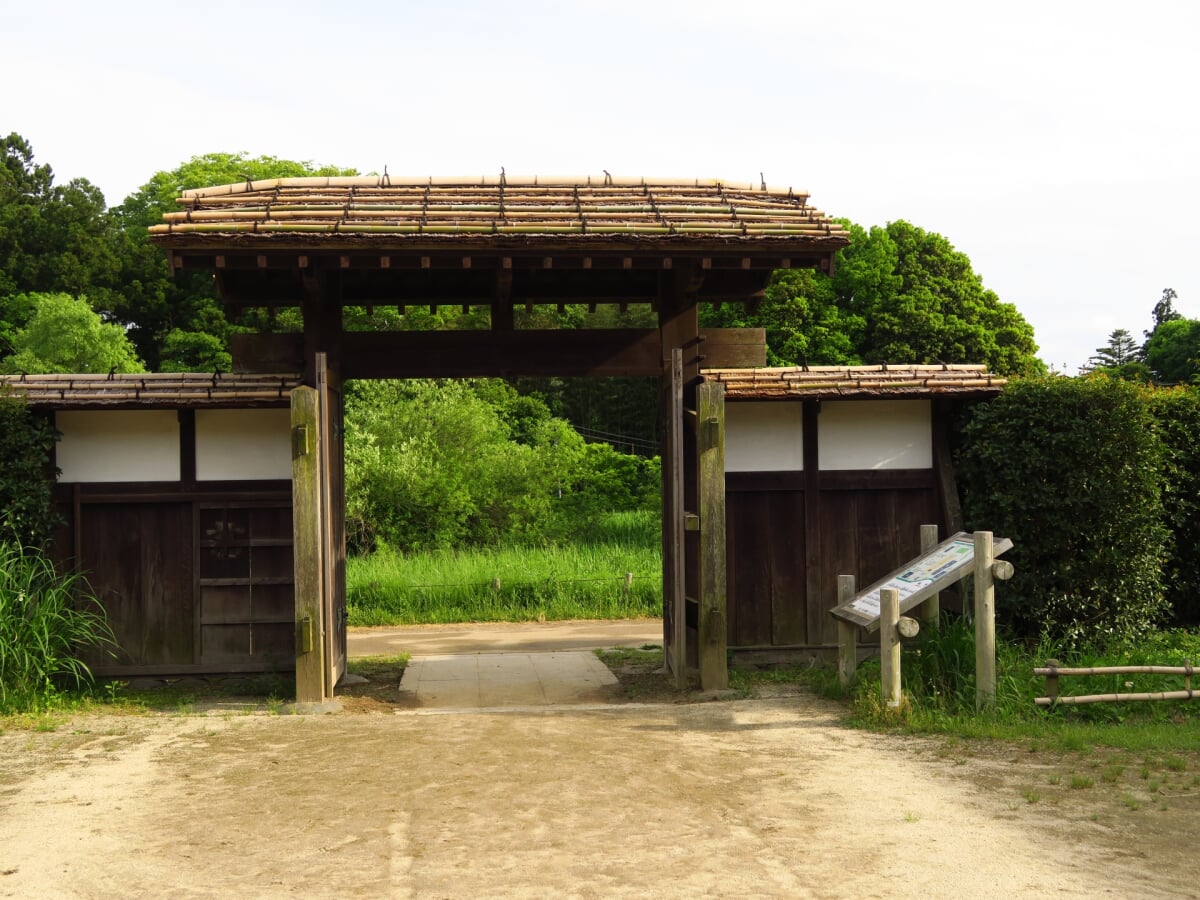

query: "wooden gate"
(292, 353), (346, 702)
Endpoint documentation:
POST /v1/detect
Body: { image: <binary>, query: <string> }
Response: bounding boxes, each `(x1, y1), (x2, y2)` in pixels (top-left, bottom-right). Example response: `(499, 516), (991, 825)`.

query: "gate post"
(697, 380), (728, 690)
(292, 386), (327, 703)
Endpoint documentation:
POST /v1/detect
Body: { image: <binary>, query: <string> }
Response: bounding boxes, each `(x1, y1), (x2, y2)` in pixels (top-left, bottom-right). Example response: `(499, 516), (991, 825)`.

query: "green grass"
(347, 510), (662, 625)
(0, 542), (117, 713)
(845, 620), (1200, 754)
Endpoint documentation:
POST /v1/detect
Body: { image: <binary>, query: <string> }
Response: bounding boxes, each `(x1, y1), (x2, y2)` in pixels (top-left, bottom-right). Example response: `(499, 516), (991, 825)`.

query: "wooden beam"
(340, 329), (663, 378)
(700, 328), (767, 368)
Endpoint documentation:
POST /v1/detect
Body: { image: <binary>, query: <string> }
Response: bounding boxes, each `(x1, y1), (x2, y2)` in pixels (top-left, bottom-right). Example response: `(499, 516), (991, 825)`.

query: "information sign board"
(830, 532), (1012, 632)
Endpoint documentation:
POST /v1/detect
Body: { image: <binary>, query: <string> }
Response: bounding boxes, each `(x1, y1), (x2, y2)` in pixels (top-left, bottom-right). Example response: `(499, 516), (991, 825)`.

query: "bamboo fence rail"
(1034, 659), (1196, 706)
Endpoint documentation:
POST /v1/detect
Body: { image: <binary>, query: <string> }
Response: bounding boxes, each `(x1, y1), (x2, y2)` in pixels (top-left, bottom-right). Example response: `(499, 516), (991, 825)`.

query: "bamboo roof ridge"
(704, 364), (1007, 399)
(148, 176), (849, 246)
(0, 372), (303, 409)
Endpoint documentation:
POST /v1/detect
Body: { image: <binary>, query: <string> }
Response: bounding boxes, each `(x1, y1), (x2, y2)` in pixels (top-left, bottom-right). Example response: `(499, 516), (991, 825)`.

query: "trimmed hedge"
(958, 375), (1168, 647)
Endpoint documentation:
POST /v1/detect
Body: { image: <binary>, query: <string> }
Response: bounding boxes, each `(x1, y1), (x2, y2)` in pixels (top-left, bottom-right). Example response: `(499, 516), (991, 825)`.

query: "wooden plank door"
(663, 350), (687, 687)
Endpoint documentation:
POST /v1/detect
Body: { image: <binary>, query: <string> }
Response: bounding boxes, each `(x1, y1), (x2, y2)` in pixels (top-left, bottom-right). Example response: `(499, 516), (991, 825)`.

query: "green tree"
(1144, 317), (1200, 385)
(2, 292), (144, 374)
(108, 152), (357, 369)
(1146, 287), (1181, 339)
(701, 268), (864, 366)
(698, 220), (1041, 376)
(1085, 328), (1152, 381)
(840, 221), (1043, 376)
(0, 133), (121, 326)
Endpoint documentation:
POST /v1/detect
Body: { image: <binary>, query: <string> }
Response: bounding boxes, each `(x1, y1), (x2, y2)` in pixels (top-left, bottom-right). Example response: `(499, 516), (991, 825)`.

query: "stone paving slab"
(397, 651), (620, 709)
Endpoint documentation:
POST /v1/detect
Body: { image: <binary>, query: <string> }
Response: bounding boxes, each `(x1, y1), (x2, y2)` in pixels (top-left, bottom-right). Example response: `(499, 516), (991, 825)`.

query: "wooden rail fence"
(1035, 658), (1196, 706)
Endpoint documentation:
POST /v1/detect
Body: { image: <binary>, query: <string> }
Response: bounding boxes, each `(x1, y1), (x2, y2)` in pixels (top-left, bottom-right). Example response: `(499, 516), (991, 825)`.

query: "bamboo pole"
(1036, 691), (1198, 706)
(974, 530), (996, 709)
(1034, 664), (1196, 676)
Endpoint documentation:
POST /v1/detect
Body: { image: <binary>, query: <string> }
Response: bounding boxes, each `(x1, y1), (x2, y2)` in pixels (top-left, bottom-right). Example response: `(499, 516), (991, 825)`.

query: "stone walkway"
(349, 619), (661, 709)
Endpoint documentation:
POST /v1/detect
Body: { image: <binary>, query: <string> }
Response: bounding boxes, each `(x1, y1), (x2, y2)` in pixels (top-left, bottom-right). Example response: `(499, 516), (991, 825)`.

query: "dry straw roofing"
(148, 175), (848, 244)
(0, 372), (302, 408)
(704, 364), (1007, 399)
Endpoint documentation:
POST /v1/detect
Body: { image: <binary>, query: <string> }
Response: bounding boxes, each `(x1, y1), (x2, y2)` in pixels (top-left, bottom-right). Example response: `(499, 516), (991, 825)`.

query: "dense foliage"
(344, 379), (659, 553)
(2, 292), (145, 374)
(702, 220), (1043, 376)
(0, 390), (59, 547)
(958, 376), (1169, 646)
(1147, 388), (1200, 625)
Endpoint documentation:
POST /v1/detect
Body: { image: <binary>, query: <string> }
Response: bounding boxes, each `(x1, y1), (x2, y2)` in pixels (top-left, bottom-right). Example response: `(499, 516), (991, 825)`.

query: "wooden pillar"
(974, 531), (996, 709)
(880, 587), (902, 708)
(836, 574), (857, 688)
(292, 385), (326, 703)
(301, 271), (343, 387)
(658, 266), (701, 681)
(697, 380), (727, 690)
(664, 350), (687, 687)
(802, 400), (822, 645)
(915, 524), (940, 627)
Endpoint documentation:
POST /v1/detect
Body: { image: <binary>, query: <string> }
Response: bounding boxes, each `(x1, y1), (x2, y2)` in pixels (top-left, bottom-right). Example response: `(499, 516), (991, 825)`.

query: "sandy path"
(0, 698), (1193, 899)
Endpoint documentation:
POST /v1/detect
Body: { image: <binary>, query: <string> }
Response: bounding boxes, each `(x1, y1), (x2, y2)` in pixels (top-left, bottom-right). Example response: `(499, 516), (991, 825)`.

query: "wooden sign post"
(832, 527), (1014, 707)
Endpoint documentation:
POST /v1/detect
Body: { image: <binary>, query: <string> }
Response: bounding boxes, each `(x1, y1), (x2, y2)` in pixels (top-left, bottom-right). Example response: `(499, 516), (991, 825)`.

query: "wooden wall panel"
(727, 492), (773, 646)
(729, 478), (942, 649)
(726, 489), (805, 647)
(768, 491), (806, 646)
(80, 503), (195, 667)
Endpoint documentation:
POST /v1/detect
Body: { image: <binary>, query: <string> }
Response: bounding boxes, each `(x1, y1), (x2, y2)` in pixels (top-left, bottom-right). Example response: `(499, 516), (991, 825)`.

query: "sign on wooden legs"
(830, 531), (1013, 633)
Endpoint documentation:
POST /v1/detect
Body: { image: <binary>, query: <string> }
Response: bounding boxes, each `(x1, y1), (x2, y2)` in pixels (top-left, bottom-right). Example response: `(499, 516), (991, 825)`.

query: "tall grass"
(0, 543), (116, 712)
(347, 510), (663, 625)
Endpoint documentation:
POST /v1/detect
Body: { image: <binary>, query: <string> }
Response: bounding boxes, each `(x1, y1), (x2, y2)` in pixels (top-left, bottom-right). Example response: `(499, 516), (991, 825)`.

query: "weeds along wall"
(956, 375), (1170, 648)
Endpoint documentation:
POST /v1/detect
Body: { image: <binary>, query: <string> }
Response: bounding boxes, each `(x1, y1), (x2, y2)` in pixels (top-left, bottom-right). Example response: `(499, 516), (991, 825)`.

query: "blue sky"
(6, 0), (1198, 371)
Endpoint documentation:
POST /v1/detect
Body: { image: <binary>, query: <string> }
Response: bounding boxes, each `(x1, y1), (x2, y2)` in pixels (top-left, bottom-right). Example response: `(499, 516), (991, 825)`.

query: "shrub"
(1147, 388), (1200, 625)
(0, 542), (115, 712)
(957, 375), (1168, 648)
(0, 387), (59, 547)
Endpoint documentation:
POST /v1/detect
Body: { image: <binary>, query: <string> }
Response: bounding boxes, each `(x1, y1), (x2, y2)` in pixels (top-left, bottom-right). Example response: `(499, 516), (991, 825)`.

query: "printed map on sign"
(847, 539), (976, 619)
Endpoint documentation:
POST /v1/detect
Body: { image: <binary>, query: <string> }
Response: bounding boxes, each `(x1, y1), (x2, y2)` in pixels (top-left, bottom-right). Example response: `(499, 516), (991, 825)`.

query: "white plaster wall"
(196, 409), (293, 481)
(57, 410), (180, 483)
(818, 400), (932, 470)
(724, 401), (804, 471)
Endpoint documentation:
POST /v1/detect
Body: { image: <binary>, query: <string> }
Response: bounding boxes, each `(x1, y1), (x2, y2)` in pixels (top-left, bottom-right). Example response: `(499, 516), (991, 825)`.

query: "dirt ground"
(1, 679), (1198, 898)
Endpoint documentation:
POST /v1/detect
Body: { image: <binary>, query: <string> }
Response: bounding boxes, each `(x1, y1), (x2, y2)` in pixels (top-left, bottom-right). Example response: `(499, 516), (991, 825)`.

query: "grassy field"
(346, 510), (663, 625)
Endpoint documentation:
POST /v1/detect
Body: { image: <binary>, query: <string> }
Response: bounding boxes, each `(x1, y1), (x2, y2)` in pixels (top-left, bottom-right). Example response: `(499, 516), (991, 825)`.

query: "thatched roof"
(148, 175), (849, 249)
(704, 364), (1007, 400)
(0, 373), (302, 409)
